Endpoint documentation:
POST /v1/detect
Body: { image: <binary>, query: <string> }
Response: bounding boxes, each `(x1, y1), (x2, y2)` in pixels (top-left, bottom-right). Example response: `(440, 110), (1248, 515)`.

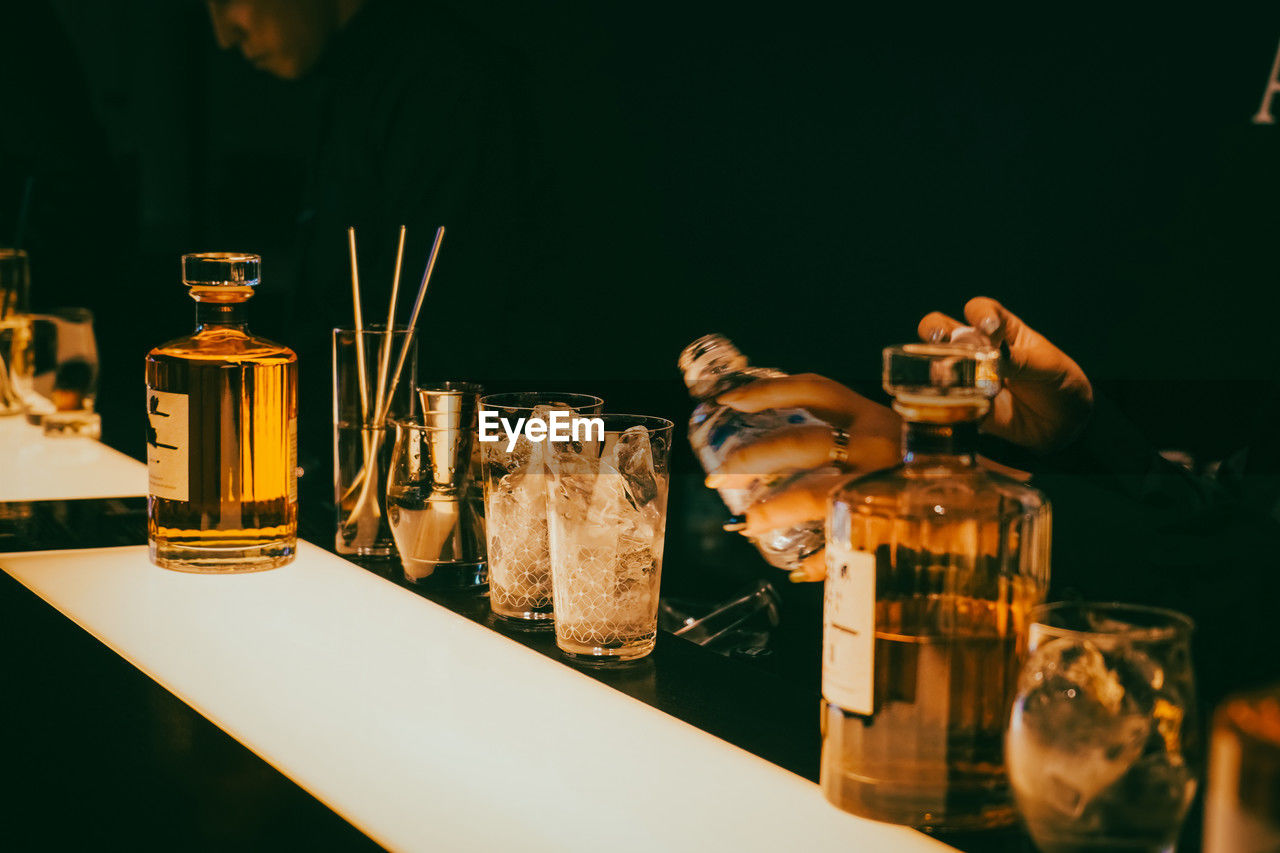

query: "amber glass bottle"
(821, 342), (1051, 831)
(146, 253), (297, 572)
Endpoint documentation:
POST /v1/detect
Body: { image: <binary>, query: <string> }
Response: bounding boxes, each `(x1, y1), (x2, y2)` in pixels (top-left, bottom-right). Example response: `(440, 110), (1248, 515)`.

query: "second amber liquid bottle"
(820, 343), (1051, 831)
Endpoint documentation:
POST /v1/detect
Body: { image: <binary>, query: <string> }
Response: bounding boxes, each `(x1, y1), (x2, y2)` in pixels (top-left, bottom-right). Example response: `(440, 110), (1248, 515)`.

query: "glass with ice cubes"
(480, 392), (604, 624)
(546, 414), (672, 662)
(1006, 602), (1199, 852)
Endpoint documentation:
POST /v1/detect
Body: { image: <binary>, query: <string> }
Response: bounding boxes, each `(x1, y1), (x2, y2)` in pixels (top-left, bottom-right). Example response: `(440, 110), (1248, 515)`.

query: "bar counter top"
(0, 419), (1027, 851)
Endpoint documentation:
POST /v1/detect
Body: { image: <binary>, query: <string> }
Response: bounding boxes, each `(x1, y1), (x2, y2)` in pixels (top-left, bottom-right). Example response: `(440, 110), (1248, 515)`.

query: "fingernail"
(705, 474), (724, 489)
(788, 569), (809, 583)
(722, 514), (747, 532)
(927, 326), (947, 343)
(978, 315), (1001, 335)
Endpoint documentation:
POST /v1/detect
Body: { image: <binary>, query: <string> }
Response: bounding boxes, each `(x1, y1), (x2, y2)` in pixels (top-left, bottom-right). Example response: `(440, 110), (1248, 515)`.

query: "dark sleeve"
(987, 390), (1280, 527)
(989, 390), (1280, 710)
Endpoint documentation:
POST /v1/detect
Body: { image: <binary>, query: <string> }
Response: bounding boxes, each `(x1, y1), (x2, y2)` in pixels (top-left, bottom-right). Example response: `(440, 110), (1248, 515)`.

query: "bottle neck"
(682, 335), (750, 399)
(195, 301), (248, 331)
(901, 420), (980, 465)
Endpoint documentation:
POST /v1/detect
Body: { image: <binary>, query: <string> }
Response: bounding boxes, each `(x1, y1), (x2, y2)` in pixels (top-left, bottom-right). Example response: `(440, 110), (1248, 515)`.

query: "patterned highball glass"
(480, 392), (603, 624)
(546, 414), (672, 663)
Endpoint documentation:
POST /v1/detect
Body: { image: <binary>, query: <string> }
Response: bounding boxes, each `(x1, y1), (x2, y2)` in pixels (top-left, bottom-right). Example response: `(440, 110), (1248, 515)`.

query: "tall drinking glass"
(1007, 602), (1199, 852)
(333, 326), (417, 557)
(0, 249), (31, 416)
(0, 315), (31, 417)
(546, 414), (672, 662)
(480, 391), (603, 624)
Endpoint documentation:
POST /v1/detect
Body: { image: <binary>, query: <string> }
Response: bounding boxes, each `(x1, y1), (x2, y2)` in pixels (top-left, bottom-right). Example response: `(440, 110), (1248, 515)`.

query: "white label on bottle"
(146, 387), (188, 502)
(822, 545), (876, 715)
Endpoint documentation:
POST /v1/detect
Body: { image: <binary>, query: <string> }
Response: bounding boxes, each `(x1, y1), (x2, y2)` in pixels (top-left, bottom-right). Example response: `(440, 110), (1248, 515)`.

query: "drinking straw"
(371, 225), (407, 428)
(376, 226), (444, 426)
(343, 226), (444, 537)
(347, 226), (370, 427)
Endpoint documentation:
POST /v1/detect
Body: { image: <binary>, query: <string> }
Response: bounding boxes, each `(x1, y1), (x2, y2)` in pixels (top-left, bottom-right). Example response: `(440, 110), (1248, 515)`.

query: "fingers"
(717, 373), (878, 429)
(705, 425), (897, 491)
(962, 296), (1059, 377)
(704, 424), (839, 491)
(789, 550), (828, 583)
(961, 296), (1014, 347)
(917, 311), (963, 343)
(742, 470), (854, 538)
(962, 297), (1094, 450)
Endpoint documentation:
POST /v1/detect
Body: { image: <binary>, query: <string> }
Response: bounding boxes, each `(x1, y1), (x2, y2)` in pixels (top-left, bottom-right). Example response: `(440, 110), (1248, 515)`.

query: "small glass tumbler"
(546, 414), (673, 663)
(27, 308), (101, 437)
(480, 391), (603, 624)
(0, 314), (32, 417)
(1007, 602), (1199, 853)
(332, 325), (417, 558)
(385, 381), (487, 588)
(1204, 685), (1280, 853)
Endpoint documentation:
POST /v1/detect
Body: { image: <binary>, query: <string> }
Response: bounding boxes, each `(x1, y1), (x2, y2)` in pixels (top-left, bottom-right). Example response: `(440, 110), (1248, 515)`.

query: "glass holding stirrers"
(481, 392), (603, 624)
(546, 414), (672, 663)
(333, 325), (417, 558)
(1006, 602), (1199, 853)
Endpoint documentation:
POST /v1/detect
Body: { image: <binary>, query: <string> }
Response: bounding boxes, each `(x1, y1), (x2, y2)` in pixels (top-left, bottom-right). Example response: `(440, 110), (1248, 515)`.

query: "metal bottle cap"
(678, 333), (749, 391)
(181, 253), (261, 287)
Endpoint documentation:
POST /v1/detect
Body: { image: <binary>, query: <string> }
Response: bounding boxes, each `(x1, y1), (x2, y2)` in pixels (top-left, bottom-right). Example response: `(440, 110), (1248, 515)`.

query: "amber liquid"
(822, 592), (1036, 830)
(822, 447), (1050, 831)
(146, 326), (297, 572)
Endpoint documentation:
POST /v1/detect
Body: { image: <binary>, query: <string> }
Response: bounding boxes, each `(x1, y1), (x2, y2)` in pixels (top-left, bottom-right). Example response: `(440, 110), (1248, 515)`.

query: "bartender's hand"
(711, 299), (1093, 582)
(919, 296), (1093, 453)
(709, 375), (901, 582)
(710, 374), (902, 491)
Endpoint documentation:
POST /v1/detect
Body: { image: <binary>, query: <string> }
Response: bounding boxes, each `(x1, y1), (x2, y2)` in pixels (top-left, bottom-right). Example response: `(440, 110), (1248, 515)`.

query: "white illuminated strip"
(1, 543), (955, 853)
(0, 414), (953, 849)
(0, 417), (148, 501)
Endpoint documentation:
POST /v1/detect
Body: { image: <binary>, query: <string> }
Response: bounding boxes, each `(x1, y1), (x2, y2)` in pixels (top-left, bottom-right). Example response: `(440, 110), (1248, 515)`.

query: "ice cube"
(612, 425), (660, 508)
(1007, 638), (1152, 818)
(1060, 640), (1128, 714)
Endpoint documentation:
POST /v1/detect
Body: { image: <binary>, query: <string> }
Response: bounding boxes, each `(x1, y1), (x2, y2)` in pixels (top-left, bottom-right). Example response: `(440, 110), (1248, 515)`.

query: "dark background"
(10, 4), (1280, 441)
(7, 1), (1280, 661)
(9, 0), (1280, 666)
(6, 3), (1280, 849)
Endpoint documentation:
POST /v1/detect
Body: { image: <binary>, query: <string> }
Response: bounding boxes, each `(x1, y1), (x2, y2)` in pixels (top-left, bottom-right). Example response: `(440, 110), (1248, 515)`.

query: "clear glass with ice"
(480, 392), (603, 623)
(1006, 602), (1199, 852)
(546, 414), (672, 663)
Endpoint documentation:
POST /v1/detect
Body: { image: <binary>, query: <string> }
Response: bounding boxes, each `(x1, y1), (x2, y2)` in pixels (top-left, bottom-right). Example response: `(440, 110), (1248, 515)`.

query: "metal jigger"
(419, 382), (483, 496)
(387, 382), (487, 589)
